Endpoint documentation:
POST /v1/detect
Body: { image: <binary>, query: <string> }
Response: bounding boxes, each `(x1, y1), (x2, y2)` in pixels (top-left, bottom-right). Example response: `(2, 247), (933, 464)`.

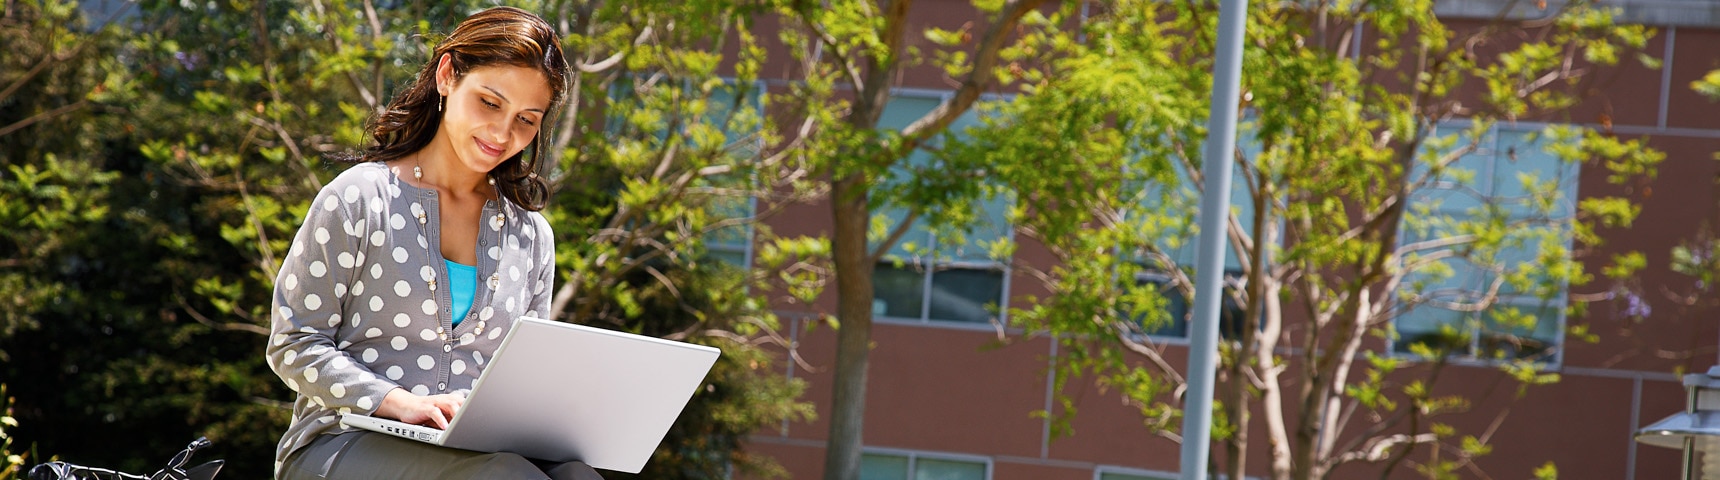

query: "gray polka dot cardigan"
(265, 161), (555, 472)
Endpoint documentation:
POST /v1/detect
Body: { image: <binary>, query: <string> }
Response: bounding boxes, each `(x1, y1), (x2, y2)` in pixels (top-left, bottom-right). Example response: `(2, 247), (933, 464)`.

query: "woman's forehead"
(460, 66), (552, 110)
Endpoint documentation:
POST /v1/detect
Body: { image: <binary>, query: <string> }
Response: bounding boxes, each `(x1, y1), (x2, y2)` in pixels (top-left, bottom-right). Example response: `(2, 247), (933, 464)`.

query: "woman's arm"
(528, 212), (556, 317)
(264, 185), (401, 416)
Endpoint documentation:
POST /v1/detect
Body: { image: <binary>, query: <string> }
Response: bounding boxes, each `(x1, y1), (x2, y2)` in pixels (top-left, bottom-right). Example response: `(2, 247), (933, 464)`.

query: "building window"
(698, 81), (765, 268)
(1131, 269), (1248, 340)
(1093, 466), (1178, 480)
(1128, 129), (1267, 340)
(862, 450), (990, 480)
(870, 92), (1012, 325)
(1393, 124), (1577, 363)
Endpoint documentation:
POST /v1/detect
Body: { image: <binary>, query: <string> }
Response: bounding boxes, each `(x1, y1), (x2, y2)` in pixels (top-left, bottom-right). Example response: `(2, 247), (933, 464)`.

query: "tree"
(2, 0), (818, 477)
(535, 0), (830, 476)
(965, 0), (1661, 478)
(764, 1), (1068, 478)
(0, 0), (134, 358)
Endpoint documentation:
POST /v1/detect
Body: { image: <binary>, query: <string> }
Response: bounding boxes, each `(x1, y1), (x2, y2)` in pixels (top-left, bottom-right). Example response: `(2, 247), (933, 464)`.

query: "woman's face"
(436, 61), (552, 177)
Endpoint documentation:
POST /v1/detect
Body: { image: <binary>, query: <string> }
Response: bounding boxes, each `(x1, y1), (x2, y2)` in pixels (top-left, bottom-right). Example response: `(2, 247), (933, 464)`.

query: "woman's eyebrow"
(482, 85), (546, 114)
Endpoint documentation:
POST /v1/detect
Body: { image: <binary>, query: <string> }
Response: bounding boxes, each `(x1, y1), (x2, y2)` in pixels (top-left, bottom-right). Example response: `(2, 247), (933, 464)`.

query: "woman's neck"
(409, 140), (491, 200)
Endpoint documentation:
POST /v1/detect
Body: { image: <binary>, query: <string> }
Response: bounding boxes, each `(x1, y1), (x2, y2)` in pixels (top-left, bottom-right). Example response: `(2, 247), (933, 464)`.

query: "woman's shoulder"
(324, 161), (395, 191)
(318, 162), (402, 201)
(305, 162), (400, 218)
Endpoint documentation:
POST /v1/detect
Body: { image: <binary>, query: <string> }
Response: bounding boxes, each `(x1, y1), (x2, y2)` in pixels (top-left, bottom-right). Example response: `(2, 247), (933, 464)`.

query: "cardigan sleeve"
(265, 184), (400, 415)
(528, 212), (556, 318)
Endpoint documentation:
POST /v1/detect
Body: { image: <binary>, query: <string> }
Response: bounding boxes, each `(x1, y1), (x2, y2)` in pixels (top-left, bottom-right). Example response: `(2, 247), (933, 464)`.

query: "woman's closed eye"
(480, 97), (535, 126)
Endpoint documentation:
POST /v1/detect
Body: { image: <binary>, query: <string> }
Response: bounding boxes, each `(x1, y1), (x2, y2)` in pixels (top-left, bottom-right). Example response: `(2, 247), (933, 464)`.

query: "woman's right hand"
(374, 388), (465, 429)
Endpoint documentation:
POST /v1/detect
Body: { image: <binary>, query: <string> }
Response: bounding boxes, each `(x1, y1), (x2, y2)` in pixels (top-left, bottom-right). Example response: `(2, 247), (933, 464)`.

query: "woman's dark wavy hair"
(347, 6), (570, 211)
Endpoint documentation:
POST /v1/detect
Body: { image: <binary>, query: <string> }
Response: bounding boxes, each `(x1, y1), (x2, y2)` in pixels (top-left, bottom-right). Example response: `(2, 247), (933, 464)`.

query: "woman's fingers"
(427, 404), (450, 429)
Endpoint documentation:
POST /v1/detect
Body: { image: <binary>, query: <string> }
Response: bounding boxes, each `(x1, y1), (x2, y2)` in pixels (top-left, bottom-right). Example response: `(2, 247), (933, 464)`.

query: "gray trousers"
(279, 432), (603, 480)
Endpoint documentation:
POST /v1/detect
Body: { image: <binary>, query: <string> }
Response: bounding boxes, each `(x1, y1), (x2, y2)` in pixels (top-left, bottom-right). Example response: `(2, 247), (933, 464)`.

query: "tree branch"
(868, 211), (922, 264)
(0, 99), (88, 137)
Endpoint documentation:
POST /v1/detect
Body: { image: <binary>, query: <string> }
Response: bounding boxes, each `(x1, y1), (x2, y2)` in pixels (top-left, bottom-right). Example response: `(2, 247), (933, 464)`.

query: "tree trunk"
(823, 174), (875, 480)
(1224, 360), (1250, 480)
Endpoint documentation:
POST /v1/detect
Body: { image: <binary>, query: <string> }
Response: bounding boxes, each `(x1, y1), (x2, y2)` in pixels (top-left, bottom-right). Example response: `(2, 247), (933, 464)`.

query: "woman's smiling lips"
(474, 137), (505, 158)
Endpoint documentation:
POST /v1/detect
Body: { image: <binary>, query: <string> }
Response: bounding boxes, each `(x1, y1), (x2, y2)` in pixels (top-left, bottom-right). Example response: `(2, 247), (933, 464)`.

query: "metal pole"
(1177, 0), (1250, 476)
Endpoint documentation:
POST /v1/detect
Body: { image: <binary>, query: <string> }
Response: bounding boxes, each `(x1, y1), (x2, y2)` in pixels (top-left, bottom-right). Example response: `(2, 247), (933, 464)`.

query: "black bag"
(27, 437), (222, 480)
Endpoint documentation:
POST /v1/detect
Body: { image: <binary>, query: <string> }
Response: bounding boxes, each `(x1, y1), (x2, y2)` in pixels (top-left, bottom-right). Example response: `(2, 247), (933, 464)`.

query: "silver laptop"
(340, 316), (721, 473)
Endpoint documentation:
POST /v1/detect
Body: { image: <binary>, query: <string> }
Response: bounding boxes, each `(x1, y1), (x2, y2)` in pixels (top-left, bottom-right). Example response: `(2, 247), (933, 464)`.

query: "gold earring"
(437, 94), (445, 112)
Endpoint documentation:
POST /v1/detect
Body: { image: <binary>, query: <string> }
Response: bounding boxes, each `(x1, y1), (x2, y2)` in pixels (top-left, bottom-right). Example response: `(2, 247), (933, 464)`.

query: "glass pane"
(707, 249), (748, 268)
(944, 192), (1013, 263)
(1493, 228), (1567, 297)
(1163, 155), (1254, 270)
(926, 267), (1004, 323)
(1132, 272), (1189, 338)
(878, 96), (941, 130)
(1479, 301), (1561, 361)
(1493, 128), (1579, 218)
(874, 262), (928, 320)
(706, 195), (753, 246)
(1393, 306), (1473, 356)
(914, 458), (985, 480)
(1409, 126), (1494, 217)
(873, 210), (934, 262)
(861, 454), (910, 480)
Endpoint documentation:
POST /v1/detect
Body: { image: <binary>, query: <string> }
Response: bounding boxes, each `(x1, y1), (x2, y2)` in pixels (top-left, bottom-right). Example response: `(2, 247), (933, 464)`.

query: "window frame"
(869, 88), (1015, 329)
(696, 78), (767, 269)
(1388, 120), (1579, 366)
(862, 446), (994, 480)
(1092, 466), (1179, 480)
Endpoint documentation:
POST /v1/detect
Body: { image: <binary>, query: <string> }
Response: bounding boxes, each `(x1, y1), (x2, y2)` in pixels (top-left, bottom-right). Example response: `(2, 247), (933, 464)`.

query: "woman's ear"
(434, 53), (454, 96)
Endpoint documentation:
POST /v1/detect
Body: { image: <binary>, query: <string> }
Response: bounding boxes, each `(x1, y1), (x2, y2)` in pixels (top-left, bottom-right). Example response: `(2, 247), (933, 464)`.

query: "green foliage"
(3, 0), (819, 478)
(1693, 69), (1720, 100)
(1, 385), (23, 480)
(960, 0), (1661, 477)
(1534, 461), (1560, 480)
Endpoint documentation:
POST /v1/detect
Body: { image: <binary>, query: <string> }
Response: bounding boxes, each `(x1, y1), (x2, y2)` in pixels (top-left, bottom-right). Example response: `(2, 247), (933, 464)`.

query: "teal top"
(445, 259), (477, 325)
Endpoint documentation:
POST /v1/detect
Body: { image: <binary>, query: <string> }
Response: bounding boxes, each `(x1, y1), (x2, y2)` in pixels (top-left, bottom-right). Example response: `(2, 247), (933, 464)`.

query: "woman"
(265, 7), (595, 479)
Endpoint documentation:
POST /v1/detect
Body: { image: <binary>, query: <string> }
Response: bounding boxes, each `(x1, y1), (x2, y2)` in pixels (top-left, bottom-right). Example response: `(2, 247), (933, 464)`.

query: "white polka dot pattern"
(265, 163), (557, 472)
